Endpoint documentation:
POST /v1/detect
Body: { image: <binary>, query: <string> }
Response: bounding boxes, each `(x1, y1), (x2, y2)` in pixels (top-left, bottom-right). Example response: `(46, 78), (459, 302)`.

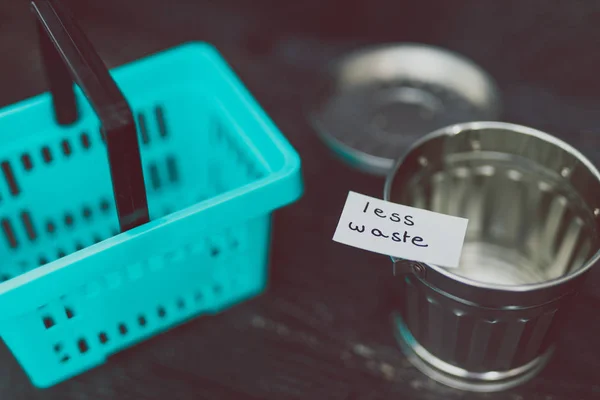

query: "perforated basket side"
(1, 215), (271, 388)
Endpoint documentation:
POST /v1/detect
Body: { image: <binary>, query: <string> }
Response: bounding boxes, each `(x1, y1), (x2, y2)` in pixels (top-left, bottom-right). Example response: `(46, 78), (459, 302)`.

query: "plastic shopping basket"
(0, 0), (302, 388)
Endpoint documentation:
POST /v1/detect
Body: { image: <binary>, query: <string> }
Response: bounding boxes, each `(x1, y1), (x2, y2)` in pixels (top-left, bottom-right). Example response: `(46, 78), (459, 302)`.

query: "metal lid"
(307, 43), (502, 175)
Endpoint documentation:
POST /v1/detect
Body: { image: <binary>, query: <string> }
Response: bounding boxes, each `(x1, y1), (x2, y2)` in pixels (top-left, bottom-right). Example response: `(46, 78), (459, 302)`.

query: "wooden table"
(0, 1), (599, 399)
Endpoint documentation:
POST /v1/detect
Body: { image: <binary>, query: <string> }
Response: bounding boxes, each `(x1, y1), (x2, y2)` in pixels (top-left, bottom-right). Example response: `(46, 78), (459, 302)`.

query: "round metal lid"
(307, 43), (502, 175)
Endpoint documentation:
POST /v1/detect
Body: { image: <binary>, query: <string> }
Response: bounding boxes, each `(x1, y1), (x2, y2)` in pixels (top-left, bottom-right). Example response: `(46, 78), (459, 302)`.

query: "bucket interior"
(388, 125), (600, 286)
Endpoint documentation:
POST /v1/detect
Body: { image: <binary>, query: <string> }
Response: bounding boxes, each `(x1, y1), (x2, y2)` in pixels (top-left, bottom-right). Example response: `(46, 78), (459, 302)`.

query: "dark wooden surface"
(0, 1), (599, 399)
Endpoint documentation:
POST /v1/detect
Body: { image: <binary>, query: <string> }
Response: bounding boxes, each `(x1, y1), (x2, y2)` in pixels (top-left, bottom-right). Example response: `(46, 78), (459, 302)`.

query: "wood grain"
(0, 1), (598, 399)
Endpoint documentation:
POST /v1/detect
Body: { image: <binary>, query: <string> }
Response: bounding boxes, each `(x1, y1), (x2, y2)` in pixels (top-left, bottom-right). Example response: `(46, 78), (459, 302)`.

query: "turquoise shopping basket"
(0, 0), (302, 388)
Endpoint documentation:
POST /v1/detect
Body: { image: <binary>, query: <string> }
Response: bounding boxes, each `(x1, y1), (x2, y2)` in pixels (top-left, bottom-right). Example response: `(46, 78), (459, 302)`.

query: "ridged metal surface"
(399, 158), (596, 286)
(385, 122), (600, 391)
(400, 274), (566, 373)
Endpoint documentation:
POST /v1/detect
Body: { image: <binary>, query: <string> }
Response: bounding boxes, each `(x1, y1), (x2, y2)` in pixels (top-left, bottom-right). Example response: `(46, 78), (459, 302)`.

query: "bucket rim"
(384, 120), (600, 293)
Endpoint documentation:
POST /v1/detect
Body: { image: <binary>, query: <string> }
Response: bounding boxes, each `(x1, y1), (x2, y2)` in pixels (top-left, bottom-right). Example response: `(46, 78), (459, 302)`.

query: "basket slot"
(166, 156), (179, 183)
(60, 139), (72, 157)
(155, 106), (169, 138)
(20, 211), (37, 242)
(1, 218), (19, 249)
(80, 132), (92, 149)
(148, 163), (161, 191)
(21, 154), (34, 171)
(1, 160), (21, 197)
(137, 113), (150, 145)
(136, 106), (171, 148)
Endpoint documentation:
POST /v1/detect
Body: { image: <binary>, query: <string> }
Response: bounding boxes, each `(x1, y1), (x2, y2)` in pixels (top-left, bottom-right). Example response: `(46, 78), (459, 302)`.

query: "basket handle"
(30, 0), (150, 232)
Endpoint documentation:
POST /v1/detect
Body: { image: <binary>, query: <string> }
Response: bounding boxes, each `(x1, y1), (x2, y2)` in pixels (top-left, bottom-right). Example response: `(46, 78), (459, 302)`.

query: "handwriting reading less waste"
(332, 191), (469, 268)
(347, 200), (429, 247)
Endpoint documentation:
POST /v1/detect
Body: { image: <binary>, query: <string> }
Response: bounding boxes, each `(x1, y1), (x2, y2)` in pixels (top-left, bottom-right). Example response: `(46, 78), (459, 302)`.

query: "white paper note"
(332, 191), (468, 268)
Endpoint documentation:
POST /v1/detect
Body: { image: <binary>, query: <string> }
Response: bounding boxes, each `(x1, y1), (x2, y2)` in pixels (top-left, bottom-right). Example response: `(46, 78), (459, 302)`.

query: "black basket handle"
(30, 0), (150, 232)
